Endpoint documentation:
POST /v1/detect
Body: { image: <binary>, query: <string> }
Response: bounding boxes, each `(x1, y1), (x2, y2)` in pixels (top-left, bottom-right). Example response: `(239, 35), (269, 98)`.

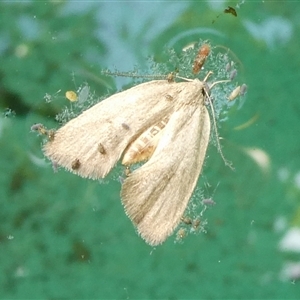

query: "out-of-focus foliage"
(0, 1), (109, 118)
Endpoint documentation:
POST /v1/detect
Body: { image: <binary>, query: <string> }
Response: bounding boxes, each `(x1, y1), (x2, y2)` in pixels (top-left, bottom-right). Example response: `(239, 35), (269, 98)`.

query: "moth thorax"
(122, 116), (169, 166)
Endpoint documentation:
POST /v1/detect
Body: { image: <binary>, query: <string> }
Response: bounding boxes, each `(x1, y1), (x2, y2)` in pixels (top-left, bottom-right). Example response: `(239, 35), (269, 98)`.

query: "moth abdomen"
(122, 116), (169, 166)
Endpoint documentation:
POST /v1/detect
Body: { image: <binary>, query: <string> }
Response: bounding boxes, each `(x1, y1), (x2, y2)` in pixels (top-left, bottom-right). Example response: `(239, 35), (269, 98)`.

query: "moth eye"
(202, 82), (210, 95)
(202, 82), (212, 106)
(71, 158), (81, 170)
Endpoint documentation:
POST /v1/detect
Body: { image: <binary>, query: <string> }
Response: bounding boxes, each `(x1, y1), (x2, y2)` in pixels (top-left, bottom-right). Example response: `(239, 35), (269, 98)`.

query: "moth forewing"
(39, 41), (243, 246)
(121, 80), (210, 246)
(43, 80), (183, 179)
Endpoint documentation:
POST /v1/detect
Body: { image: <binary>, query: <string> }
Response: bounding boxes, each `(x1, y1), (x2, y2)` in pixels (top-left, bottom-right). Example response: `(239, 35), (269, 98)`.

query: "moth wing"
(121, 103), (210, 246)
(43, 80), (181, 179)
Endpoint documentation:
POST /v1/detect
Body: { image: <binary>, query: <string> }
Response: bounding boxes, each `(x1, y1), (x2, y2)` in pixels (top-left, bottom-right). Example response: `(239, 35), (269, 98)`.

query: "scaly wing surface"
(121, 100), (210, 246)
(43, 80), (185, 179)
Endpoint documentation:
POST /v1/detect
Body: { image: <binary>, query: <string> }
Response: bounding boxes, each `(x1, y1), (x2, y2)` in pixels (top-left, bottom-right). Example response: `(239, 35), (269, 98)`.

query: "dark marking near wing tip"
(71, 158), (81, 170)
(121, 123), (130, 130)
(224, 6), (237, 17)
(98, 143), (106, 154)
(165, 94), (173, 101)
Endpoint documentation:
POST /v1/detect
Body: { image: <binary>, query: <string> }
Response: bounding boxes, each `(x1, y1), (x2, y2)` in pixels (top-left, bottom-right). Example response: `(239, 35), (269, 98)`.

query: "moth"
(42, 46), (237, 246)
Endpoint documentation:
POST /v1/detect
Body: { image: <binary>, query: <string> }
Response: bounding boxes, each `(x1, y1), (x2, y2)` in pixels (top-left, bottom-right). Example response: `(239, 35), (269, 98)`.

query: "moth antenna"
(204, 88), (234, 170)
(102, 70), (166, 80)
(209, 79), (231, 89)
(203, 71), (233, 169)
(175, 75), (193, 82)
(202, 71), (231, 88)
(202, 71), (214, 82)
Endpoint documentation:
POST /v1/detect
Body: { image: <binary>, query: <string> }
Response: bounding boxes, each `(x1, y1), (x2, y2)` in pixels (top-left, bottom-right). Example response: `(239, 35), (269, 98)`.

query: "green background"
(1, 1), (300, 299)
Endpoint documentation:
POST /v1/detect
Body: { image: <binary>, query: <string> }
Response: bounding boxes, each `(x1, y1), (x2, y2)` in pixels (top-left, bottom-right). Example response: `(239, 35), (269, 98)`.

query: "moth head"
(201, 71), (215, 106)
(202, 81), (212, 106)
(202, 70), (231, 106)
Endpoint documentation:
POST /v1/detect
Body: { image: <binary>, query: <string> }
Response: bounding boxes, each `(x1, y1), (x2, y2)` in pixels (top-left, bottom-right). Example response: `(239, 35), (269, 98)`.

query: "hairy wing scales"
(43, 80), (184, 179)
(121, 100), (210, 246)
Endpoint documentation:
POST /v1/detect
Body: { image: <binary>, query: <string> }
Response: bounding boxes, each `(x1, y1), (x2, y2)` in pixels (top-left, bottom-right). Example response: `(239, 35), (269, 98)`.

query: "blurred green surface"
(1, 1), (300, 299)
